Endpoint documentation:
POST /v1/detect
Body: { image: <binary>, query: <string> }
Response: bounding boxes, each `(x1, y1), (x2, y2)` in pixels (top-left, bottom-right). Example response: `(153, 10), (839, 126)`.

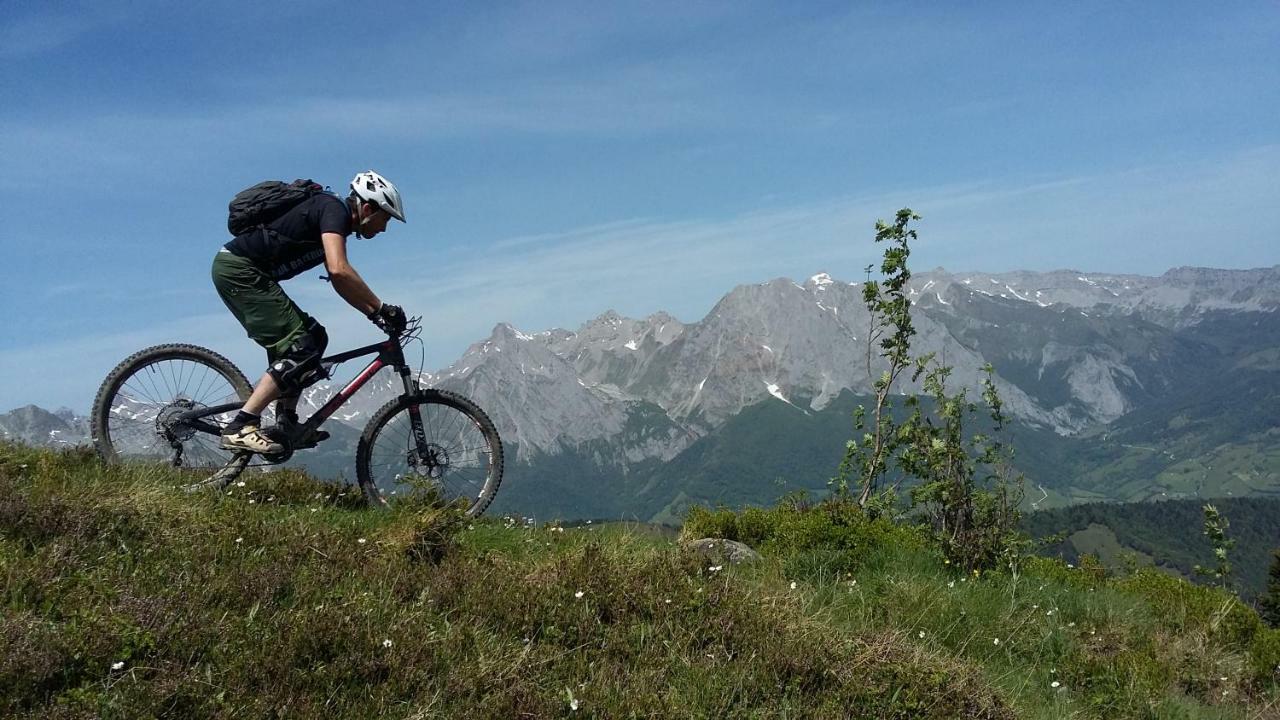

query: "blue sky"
(1, 1), (1278, 411)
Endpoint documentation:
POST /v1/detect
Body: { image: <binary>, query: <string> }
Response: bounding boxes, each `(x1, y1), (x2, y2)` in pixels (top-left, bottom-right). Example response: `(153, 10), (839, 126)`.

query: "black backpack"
(227, 179), (325, 236)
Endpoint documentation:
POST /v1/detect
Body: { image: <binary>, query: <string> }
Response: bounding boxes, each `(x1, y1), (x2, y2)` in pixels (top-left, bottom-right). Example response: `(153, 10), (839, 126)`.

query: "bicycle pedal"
(262, 425), (290, 442)
(296, 430), (330, 450)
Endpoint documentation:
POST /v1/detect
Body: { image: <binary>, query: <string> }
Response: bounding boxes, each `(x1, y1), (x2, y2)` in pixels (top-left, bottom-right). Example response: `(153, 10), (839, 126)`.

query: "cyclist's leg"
(265, 318), (328, 402)
(212, 252), (315, 452)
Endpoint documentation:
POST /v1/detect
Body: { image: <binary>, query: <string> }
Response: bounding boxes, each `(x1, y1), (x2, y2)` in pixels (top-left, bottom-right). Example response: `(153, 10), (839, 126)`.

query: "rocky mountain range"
(0, 405), (90, 447)
(6, 264), (1279, 521)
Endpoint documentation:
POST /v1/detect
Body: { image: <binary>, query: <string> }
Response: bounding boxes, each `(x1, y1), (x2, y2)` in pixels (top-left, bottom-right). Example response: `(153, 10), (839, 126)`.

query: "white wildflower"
(235, 537), (243, 543)
(947, 581), (954, 588)
(918, 631), (925, 639)
(236, 481), (246, 487)
(993, 638), (1001, 645)
(570, 698), (580, 711)
(111, 661), (124, 671)
(709, 565), (722, 573)
(311, 508), (319, 513)
(382, 639), (392, 648)
(574, 590), (584, 599)
(1051, 681), (1061, 688)
(790, 581), (797, 590)
(358, 538), (367, 544)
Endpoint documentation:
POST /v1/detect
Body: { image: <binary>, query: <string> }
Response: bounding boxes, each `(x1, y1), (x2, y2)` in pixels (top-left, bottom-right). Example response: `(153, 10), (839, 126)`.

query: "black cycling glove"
(369, 303), (407, 334)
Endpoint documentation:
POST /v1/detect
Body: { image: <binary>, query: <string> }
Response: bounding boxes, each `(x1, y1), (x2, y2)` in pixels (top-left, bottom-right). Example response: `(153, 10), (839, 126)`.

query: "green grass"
(2, 443), (1277, 718)
(1065, 524), (1157, 571)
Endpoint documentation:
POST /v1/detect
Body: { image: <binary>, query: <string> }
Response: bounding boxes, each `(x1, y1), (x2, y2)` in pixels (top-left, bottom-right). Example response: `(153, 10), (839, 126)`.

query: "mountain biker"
(211, 170), (408, 454)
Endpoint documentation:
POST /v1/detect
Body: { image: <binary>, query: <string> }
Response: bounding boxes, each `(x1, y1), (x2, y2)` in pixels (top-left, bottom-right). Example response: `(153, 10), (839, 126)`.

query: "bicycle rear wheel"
(356, 389), (504, 517)
(91, 344), (252, 470)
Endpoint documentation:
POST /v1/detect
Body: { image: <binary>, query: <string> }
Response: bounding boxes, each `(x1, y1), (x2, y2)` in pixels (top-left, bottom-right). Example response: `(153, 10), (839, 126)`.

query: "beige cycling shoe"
(220, 424), (285, 454)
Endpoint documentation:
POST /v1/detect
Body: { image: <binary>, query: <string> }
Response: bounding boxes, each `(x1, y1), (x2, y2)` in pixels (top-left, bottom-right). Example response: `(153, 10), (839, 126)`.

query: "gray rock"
(687, 538), (761, 565)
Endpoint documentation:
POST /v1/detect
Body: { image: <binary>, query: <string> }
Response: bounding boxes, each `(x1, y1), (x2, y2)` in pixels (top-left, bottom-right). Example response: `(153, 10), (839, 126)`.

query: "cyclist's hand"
(369, 303), (407, 334)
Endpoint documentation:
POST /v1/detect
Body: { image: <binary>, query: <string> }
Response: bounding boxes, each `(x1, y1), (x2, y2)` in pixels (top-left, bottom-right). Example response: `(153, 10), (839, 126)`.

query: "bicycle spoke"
(191, 364), (219, 405)
(185, 437), (230, 468)
(141, 367), (168, 405)
(365, 400), (496, 510)
(108, 425), (159, 451)
(98, 351), (250, 466)
(122, 378), (163, 407)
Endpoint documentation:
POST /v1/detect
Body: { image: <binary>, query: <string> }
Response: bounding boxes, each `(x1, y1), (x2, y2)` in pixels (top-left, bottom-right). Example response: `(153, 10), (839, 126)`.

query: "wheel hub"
(155, 398), (198, 441)
(409, 443), (450, 480)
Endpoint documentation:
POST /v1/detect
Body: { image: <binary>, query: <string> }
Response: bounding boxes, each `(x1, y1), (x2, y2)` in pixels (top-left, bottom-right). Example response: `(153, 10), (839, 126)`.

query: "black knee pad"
(268, 321), (329, 395)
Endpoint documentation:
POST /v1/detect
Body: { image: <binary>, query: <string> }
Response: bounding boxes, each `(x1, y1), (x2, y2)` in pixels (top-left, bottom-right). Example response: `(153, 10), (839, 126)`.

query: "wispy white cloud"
(0, 3), (149, 59)
(0, 12), (96, 58)
(362, 143), (1280, 358)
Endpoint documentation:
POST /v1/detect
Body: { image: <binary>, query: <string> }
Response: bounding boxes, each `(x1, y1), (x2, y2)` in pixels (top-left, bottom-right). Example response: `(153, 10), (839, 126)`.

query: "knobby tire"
(356, 389), (504, 517)
(91, 343), (252, 468)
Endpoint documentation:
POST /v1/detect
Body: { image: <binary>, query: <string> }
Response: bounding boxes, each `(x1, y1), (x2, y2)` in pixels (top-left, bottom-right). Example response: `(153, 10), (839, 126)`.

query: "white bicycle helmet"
(350, 170), (406, 222)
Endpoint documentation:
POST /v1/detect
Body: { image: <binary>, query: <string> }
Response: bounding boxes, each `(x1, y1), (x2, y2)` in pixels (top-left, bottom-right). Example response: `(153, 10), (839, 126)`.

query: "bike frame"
(178, 334), (419, 437)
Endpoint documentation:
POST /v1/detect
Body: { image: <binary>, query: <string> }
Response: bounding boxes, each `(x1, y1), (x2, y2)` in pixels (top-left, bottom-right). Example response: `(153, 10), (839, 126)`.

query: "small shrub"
(1076, 553), (1107, 584)
(1113, 568), (1262, 647)
(685, 499), (929, 579)
(683, 506), (750, 542)
(1248, 627), (1280, 685)
(1021, 555), (1099, 592)
(389, 507), (465, 564)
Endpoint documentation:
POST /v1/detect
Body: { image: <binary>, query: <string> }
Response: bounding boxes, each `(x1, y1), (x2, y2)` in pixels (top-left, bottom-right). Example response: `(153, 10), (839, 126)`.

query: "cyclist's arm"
(321, 232), (381, 315)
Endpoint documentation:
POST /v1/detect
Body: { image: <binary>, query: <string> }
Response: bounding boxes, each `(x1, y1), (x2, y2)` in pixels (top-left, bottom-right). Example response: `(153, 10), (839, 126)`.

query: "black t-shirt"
(223, 193), (352, 280)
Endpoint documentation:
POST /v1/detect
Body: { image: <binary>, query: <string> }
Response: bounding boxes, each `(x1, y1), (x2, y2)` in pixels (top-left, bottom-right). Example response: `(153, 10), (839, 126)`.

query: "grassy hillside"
(2, 443), (1278, 718)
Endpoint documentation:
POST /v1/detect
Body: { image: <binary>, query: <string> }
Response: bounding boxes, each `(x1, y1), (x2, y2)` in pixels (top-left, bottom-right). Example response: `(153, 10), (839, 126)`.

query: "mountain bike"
(90, 317), (504, 517)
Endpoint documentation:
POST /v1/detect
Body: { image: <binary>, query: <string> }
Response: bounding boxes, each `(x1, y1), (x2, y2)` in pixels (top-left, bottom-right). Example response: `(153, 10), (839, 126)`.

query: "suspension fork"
(396, 364), (431, 457)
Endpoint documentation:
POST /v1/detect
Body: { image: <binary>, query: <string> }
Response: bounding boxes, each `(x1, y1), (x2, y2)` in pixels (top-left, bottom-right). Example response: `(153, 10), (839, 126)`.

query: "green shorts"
(211, 250), (313, 362)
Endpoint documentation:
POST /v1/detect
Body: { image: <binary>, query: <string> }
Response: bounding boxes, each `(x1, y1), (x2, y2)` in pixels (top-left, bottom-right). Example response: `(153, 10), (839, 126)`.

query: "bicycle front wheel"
(356, 389), (504, 517)
(91, 343), (252, 470)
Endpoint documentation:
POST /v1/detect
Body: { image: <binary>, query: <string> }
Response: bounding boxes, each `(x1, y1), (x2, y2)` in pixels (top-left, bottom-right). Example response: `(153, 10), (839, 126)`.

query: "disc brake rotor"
(409, 443), (450, 481)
